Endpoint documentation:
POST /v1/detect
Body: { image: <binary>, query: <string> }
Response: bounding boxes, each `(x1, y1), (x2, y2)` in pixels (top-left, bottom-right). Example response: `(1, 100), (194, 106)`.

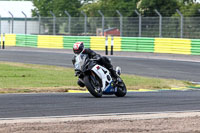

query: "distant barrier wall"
(2, 34), (200, 55)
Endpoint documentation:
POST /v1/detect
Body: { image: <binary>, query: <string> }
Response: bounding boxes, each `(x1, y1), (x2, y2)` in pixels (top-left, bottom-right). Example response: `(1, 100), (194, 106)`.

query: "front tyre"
(115, 78), (127, 97)
(84, 75), (102, 98)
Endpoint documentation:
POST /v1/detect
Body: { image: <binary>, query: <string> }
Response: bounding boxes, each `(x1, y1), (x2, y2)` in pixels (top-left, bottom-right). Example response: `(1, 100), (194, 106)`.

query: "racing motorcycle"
(74, 52), (127, 98)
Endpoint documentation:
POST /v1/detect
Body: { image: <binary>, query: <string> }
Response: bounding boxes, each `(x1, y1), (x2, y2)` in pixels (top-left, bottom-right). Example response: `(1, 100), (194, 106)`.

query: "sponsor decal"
(96, 65), (100, 70)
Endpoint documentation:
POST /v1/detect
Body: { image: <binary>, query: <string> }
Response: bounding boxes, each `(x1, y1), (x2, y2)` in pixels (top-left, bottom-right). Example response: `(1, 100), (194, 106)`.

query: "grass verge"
(0, 61), (194, 93)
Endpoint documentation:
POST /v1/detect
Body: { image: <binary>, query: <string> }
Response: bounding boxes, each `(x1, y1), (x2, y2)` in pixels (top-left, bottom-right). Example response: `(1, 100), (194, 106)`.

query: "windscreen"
(74, 53), (87, 71)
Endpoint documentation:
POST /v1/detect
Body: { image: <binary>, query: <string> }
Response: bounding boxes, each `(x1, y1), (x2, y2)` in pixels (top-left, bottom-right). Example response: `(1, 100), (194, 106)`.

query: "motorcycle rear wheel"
(84, 75), (102, 98)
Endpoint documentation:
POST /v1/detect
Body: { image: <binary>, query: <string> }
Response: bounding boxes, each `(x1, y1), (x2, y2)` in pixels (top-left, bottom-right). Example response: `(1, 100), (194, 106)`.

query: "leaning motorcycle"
(74, 52), (127, 98)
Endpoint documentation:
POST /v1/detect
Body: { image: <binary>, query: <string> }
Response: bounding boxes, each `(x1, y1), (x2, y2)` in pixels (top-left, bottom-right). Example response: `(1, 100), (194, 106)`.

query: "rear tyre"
(84, 75), (102, 98)
(115, 78), (127, 97)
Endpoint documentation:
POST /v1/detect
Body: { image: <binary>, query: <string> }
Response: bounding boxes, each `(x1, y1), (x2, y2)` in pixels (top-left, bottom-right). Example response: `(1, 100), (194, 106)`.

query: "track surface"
(0, 91), (200, 118)
(0, 48), (200, 118)
(0, 49), (200, 82)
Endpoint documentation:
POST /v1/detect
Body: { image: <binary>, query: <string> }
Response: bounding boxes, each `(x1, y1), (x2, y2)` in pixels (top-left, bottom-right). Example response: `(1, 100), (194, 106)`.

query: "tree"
(80, 0), (140, 37)
(178, 0), (197, 4)
(32, 0), (82, 17)
(81, 0), (139, 17)
(138, 0), (180, 16)
(175, 2), (200, 38)
(32, 0), (82, 34)
(178, 3), (200, 17)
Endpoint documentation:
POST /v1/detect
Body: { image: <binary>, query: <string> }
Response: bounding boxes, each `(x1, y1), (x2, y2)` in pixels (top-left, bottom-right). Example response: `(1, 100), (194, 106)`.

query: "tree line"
(32, 0), (200, 17)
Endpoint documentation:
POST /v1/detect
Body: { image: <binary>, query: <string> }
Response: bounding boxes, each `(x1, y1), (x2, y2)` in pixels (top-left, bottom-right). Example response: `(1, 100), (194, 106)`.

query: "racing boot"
(109, 68), (122, 84)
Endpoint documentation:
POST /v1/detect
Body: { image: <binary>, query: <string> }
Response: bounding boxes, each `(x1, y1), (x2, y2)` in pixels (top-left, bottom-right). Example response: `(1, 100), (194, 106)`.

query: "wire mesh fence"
(1, 16), (200, 38)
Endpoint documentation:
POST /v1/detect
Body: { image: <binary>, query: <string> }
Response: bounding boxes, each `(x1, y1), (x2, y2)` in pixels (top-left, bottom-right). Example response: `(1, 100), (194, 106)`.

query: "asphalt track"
(0, 48), (200, 118)
(1, 91), (200, 118)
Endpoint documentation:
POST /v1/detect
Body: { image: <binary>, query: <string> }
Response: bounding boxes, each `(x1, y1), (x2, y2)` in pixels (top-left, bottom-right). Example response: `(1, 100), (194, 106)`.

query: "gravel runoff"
(1, 111), (200, 133)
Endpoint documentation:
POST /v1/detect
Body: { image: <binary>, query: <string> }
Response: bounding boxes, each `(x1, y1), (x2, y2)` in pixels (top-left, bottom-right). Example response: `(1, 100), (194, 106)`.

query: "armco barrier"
(154, 38), (191, 55)
(90, 36), (105, 50)
(191, 39), (200, 55)
(63, 36), (90, 49)
(16, 34), (37, 47)
(121, 37), (154, 52)
(2, 34), (200, 55)
(137, 38), (154, 52)
(37, 35), (63, 49)
(90, 36), (121, 51)
(5, 34), (16, 46)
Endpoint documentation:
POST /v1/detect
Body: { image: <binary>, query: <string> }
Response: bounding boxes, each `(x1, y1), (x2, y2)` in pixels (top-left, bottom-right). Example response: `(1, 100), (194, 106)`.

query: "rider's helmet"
(73, 42), (84, 54)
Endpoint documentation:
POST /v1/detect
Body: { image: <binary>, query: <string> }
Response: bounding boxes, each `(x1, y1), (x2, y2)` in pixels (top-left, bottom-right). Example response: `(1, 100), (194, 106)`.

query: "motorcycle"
(74, 52), (127, 98)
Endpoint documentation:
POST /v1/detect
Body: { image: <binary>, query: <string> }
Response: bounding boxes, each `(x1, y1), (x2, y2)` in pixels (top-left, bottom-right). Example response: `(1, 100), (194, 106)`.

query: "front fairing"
(74, 53), (87, 71)
(74, 53), (95, 74)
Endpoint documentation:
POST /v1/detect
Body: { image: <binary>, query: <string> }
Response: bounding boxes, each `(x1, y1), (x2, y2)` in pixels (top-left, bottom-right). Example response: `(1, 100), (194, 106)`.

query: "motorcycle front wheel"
(84, 75), (102, 98)
(115, 78), (127, 97)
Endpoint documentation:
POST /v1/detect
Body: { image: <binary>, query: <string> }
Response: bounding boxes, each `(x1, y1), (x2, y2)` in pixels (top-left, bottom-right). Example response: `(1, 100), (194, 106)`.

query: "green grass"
(0, 61), (193, 93)
(121, 74), (191, 90)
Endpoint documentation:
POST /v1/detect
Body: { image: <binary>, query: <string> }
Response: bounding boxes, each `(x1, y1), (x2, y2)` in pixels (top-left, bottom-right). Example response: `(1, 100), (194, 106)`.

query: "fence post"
(116, 10), (123, 37)
(8, 11), (14, 34)
(111, 36), (114, 55)
(81, 11), (87, 35)
(50, 11), (56, 35)
(176, 9), (183, 38)
(0, 15), (0, 49)
(135, 10), (141, 37)
(22, 11), (27, 34)
(98, 10), (104, 36)
(35, 12), (41, 34)
(0, 15), (1, 36)
(155, 9), (162, 37)
(105, 36), (108, 55)
(2, 33), (5, 49)
(64, 11), (71, 35)
(0, 33), (1, 49)
(38, 14), (41, 34)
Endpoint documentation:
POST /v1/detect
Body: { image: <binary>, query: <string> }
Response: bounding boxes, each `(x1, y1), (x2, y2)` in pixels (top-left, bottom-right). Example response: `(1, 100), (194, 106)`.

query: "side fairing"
(91, 65), (113, 91)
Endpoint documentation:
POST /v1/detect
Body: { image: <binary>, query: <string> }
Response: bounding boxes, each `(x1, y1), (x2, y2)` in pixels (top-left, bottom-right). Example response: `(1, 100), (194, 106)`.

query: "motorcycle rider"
(72, 41), (119, 87)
